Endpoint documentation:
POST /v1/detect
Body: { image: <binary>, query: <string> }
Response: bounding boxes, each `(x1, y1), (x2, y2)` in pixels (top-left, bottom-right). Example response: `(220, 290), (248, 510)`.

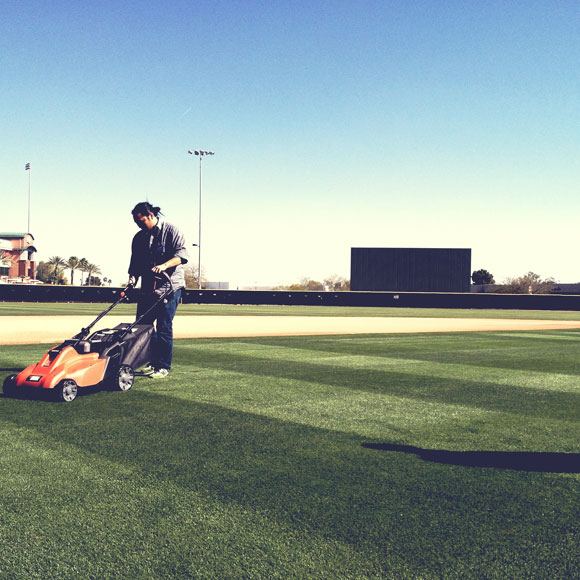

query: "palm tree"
(78, 258), (89, 286)
(85, 263), (102, 286)
(48, 256), (66, 284)
(67, 256), (80, 286)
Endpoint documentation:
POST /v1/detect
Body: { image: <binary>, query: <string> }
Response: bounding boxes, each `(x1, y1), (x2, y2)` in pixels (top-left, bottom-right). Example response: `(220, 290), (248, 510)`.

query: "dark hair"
(131, 202), (162, 219)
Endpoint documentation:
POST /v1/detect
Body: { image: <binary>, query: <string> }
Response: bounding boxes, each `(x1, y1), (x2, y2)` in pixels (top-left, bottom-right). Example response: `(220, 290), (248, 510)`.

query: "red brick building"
(0, 233), (37, 281)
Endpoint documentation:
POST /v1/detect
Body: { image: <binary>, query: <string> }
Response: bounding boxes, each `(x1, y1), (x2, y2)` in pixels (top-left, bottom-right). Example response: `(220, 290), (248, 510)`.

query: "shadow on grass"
(362, 443), (580, 473)
(2, 386), (580, 579)
(1, 382), (111, 402)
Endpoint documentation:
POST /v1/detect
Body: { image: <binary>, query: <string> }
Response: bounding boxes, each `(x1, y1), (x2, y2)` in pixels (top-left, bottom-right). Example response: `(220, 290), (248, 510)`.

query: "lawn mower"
(3, 273), (173, 402)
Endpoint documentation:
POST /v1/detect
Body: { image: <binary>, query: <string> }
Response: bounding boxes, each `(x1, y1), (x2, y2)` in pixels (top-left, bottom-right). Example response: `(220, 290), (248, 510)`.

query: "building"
(205, 281), (230, 290)
(0, 233), (37, 282)
(351, 247), (471, 292)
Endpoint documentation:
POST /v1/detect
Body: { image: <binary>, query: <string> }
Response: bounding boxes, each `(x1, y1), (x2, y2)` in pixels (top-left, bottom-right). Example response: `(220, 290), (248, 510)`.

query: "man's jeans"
(136, 288), (182, 371)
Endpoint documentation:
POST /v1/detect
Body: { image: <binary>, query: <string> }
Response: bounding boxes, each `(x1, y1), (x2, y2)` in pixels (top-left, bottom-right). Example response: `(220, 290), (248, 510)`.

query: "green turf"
(3, 301), (580, 320)
(1, 331), (579, 578)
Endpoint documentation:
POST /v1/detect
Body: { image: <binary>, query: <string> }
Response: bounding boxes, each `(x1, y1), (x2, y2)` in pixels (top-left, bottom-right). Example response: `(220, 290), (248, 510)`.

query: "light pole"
(25, 162), (31, 232)
(187, 149), (214, 289)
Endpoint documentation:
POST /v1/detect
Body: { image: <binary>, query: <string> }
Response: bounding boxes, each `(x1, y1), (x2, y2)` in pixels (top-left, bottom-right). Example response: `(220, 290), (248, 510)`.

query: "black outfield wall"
(351, 247), (471, 292)
(1, 284), (580, 311)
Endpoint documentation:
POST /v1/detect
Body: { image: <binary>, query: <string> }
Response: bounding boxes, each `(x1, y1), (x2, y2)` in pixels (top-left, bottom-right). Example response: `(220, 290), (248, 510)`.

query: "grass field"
(3, 301), (580, 320)
(1, 330), (580, 579)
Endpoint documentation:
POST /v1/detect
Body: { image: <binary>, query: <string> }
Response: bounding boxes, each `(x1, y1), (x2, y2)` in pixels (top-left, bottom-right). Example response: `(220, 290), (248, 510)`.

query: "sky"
(1, 0), (579, 288)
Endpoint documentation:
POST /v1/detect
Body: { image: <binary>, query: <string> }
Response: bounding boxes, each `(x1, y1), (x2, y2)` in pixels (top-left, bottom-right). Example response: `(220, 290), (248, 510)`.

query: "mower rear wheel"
(112, 364), (134, 391)
(3, 374), (17, 397)
(55, 379), (78, 403)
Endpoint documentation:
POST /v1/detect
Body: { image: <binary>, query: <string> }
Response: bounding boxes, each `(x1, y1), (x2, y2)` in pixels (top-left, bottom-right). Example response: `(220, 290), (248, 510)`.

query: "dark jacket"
(128, 220), (189, 292)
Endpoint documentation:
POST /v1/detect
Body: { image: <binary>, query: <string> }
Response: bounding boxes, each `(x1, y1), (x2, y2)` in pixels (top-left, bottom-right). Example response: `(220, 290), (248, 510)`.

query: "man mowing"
(128, 201), (189, 379)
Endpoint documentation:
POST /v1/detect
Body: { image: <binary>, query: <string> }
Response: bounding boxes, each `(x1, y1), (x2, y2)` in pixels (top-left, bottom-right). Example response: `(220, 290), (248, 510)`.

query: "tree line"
(472, 269), (557, 294)
(273, 275), (350, 292)
(36, 256), (109, 286)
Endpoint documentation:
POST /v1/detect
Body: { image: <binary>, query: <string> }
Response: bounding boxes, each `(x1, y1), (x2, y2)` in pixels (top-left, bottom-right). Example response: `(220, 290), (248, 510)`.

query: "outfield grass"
(3, 301), (580, 320)
(1, 330), (579, 578)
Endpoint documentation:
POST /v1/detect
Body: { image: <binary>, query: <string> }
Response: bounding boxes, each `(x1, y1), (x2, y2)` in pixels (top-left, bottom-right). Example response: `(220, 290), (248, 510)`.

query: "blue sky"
(1, 0), (579, 287)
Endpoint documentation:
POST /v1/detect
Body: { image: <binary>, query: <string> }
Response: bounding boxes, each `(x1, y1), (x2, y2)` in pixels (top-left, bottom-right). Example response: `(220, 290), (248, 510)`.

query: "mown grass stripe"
(183, 339), (580, 394)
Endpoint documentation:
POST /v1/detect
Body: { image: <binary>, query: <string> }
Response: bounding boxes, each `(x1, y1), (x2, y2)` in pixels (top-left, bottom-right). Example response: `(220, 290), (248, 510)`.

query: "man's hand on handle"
(152, 257), (181, 275)
(151, 264), (168, 274)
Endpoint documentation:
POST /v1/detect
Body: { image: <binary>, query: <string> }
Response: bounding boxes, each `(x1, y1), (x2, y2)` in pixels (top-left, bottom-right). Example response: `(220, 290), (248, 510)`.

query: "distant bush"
(471, 269), (495, 285)
(497, 271), (557, 294)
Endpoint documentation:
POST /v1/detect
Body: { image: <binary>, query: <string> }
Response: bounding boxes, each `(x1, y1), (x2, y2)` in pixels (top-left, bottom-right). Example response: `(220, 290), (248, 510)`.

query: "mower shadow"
(2, 383), (111, 402)
(362, 443), (580, 473)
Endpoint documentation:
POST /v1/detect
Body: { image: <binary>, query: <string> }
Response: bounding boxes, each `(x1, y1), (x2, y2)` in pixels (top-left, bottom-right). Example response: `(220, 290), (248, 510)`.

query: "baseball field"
(1, 304), (579, 579)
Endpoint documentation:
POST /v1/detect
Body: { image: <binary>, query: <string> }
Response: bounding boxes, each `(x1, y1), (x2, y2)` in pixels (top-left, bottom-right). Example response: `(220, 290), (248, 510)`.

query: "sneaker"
(141, 365), (156, 376)
(150, 368), (169, 379)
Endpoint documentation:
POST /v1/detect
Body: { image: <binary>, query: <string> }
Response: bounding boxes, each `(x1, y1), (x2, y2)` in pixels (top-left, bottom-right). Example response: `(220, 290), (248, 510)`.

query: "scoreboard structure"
(350, 248), (471, 292)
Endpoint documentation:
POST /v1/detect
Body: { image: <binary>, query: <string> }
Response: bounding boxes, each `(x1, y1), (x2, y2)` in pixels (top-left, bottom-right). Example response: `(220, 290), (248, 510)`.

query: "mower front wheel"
(55, 379), (78, 403)
(3, 374), (18, 397)
(111, 365), (134, 392)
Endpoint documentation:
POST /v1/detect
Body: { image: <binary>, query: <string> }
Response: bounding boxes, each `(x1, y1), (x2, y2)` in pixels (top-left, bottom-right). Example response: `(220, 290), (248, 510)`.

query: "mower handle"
(113, 271), (175, 340)
(120, 281), (135, 299)
(74, 281), (137, 342)
(73, 273), (174, 344)
(154, 270), (172, 288)
(124, 271), (172, 294)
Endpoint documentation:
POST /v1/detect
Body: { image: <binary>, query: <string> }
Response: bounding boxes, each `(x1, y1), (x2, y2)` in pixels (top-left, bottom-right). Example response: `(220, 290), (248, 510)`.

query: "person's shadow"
(362, 443), (580, 473)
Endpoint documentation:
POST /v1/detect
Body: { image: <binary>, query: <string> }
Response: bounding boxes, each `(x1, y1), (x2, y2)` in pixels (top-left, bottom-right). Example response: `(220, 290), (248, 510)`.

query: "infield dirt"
(2, 315), (580, 345)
